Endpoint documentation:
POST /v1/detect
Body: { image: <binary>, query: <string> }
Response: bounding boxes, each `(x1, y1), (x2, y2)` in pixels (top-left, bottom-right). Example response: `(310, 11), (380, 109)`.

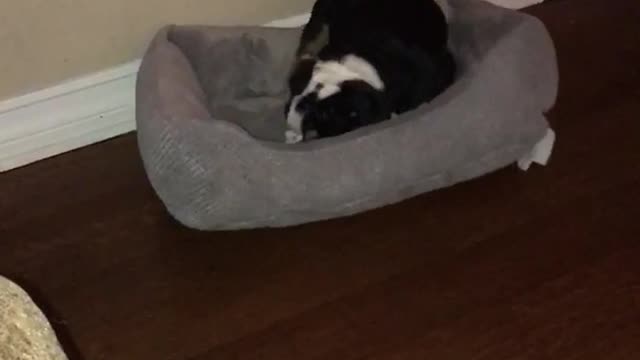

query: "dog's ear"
(288, 58), (317, 96)
(340, 80), (391, 124)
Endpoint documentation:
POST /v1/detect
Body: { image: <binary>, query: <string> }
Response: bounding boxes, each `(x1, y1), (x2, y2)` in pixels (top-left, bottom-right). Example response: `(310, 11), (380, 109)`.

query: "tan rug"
(0, 276), (67, 360)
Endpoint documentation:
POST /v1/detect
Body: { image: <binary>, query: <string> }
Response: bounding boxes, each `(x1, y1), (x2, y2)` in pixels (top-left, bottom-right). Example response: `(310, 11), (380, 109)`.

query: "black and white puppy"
(285, 0), (456, 143)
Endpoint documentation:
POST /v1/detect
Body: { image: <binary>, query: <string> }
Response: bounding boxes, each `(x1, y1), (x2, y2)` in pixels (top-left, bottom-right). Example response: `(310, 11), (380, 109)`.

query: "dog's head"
(285, 55), (389, 143)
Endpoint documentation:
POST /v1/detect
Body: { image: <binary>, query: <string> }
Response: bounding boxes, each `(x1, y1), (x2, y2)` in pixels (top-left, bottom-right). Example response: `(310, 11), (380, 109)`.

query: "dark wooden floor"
(2, 0), (640, 359)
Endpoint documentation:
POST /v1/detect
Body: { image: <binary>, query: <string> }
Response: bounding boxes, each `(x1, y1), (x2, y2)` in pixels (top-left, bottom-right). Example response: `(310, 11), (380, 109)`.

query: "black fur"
(286, 0), (456, 141)
(303, 80), (389, 138)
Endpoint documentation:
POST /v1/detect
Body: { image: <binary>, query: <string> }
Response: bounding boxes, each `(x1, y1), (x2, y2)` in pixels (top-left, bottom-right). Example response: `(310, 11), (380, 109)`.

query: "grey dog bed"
(135, 0), (558, 230)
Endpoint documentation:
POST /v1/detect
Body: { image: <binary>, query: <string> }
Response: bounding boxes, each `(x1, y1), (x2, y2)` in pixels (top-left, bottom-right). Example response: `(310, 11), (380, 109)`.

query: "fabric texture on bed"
(135, 0), (558, 230)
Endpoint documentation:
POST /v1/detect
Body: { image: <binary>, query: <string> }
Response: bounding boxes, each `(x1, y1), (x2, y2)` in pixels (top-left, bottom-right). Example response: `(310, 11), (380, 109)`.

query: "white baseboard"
(0, 61), (140, 172)
(0, 0), (539, 172)
(0, 14), (310, 173)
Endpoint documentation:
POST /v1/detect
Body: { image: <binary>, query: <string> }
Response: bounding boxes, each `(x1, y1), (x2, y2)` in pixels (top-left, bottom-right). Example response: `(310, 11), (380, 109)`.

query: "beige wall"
(0, 0), (313, 100)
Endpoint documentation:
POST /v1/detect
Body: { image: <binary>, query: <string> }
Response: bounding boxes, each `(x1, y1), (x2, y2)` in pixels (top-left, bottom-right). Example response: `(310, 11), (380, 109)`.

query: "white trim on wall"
(0, 14), (310, 173)
(0, 61), (140, 172)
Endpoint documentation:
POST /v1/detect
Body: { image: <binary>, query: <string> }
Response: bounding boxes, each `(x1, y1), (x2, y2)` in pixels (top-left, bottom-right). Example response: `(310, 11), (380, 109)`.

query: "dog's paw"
(285, 130), (303, 144)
